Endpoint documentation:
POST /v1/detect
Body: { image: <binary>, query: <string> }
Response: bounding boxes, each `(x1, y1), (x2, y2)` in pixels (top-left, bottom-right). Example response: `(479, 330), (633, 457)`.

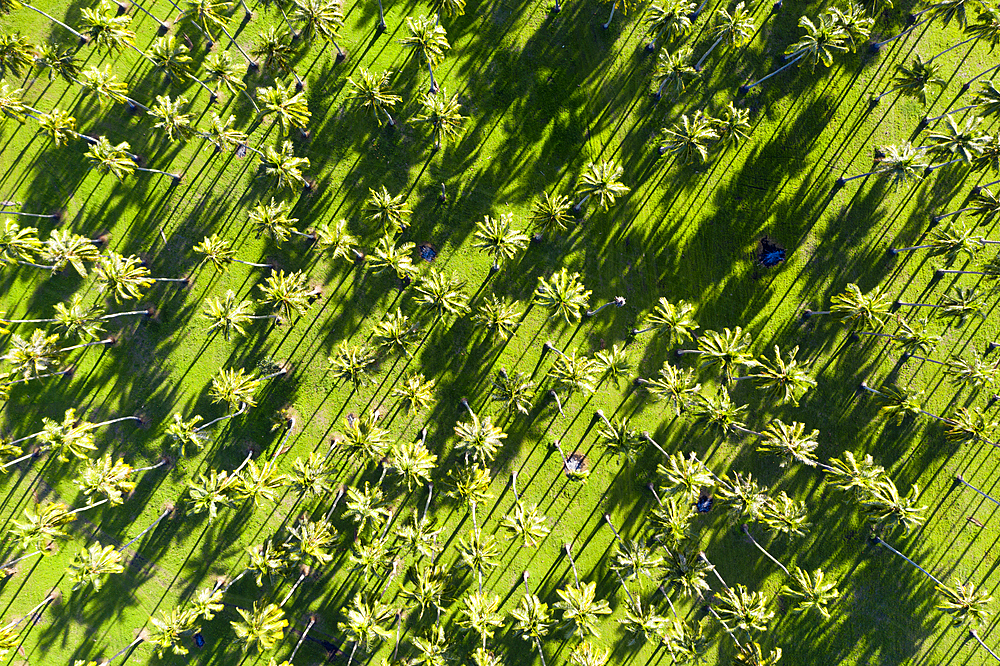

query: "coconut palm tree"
(490, 368), (535, 416)
(473, 212), (529, 271)
(713, 102), (752, 149)
(678, 327), (753, 382)
(372, 309), (419, 356)
(715, 585), (774, 636)
(458, 591), (504, 649)
(9, 501), (75, 552)
(502, 472), (551, 547)
(400, 16), (450, 93)
(392, 373), (436, 411)
(806, 283), (891, 329)
(661, 547), (713, 599)
(194, 235), (272, 272)
(414, 88), (465, 149)
(644, 0), (695, 51)
(33, 44), (82, 81)
(638, 363), (700, 416)
(259, 81), (311, 135)
(534, 269), (591, 322)
(338, 594), (393, 666)
(205, 51), (257, 110)
(740, 11), (850, 92)
(530, 192), (574, 237)
(261, 140), (310, 190)
(746, 345), (816, 404)
(416, 268), (469, 319)
(211, 367), (263, 413)
(633, 298), (698, 341)
(574, 160), (630, 211)
(76, 65), (138, 110)
(348, 68), (401, 126)
(252, 26), (301, 83)
(455, 400), (507, 463)
(658, 111), (719, 163)
(838, 142), (928, 186)
(231, 601), (287, 653)
(316, 218), (363, 263)
(292, 0), (346, 57)
(924, 81), (1000, 128)
(368, 236), (417, 281)
(510, 575), (551, 665)
(147, 36), (214, 98)
(656, 450), (715, 499)
(896, 286), (985, 324)
(399, 565), (447, 619)
(68, 543), (125, 592)
(695, 2), (754, 70)
(364, 185), (411, 234)
(339, 413), (390, 469)
(947, 408), (996, 446)
(593, 412), (642, 462)
(927, 116), (987, 170)
(555, 580), (612, 639)
(249, 198), (312, 245)
(605, 514), (663, 582)
(756, 419), (823, 469)
(871, 55), (946, 105)
(387, 438), (437, 489)
(937, 580), (992, 625)
(345, 482), (392, 535)
(80, 1), (137, 54)
(474, 297), (523, 343)
(150, 94), (197, 143)
(864, 477), (926, 533)
(548, 346), (600, 398)
(75, 454), (143, 505)
(826, 450), (884, 499)
(329, 343), (377, 386)
(259, 270), (313, 320)
(779, 566), (841, 618)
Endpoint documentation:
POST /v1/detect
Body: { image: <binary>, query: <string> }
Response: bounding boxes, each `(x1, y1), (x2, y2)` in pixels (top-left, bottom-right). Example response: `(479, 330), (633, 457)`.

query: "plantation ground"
(1, 0), (999, 663)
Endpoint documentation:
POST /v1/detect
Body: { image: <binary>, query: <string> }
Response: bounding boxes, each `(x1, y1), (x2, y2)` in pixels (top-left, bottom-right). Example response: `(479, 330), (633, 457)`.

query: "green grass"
(0, 0), (998, 664)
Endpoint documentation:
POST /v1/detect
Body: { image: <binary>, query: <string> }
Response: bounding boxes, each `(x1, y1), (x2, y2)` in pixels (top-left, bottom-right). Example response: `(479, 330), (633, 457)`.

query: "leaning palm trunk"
(956, 474), (1000, 508)
(695, 34), (726, 71)
(741, 51), (806, 92)
(874, 536), (945, 586)
(927, 36), (977, 63)
(0, 209), (59, 219)
(122, 507), (171, 550)
(602, 0), (619, 29)
(964, 64), (1000, 92)
(741, 525), (790, 575)
(0, 549), (43, 571)
(859, 382), (948, 422)
(972, 629), (1000, 662)
(290, 616), (316, 662)
(870, 17), (929, 51)
(24, 3), (86, 40)
(935, 269), (1000, 277)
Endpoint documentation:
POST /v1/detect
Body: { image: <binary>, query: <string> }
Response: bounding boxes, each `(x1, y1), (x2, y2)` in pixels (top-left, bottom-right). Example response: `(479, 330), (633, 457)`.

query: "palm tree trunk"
(0, 316), (56, 324)
(0, 449), (39, 469)
(646, 23), (669, 51)
(376, 0), (387, 30)
(129, 0), (168, 30)
(640, 431), (670, 458)
(564, 542), (580, 587)
(511, 471), (520, 502)
(1, 369), (72, 386)
(233, 258), (273, 268)
(741, 525), (789, 575)
(135, 166), (178, 180)
(60, 338), (115, 353)
(260, 369), (288, 381)
(423, 482), (433, 521)
(895, 301), (939, 308)
(875, 537), (945, 587)
(122, 508), (171, 549)
(602, 0), (618, 29)
(956, 474), (1000, 507)
(891, 244), (936, 254)
(631, 325), (657, 335)
(23, 3), (86, 40)
(2, 593), (54, 632)
(927, 158), (965, 172)
(928, 35), (977, 63)
(585, 300), (619, 317)
(0, 549), (43, 571)
(290, 616), (316, 662)
(131, 459), (168, 474)
(871, 16), (929, 50)
(935, 269), (1000, 276)
(872, 84), (907, 104)
(932, 207), (975, 222)
(965, 63), (1000, 91)
(280, 570), (307, 606)
(972, 629), (1000, 662)
(732, 424), (764, 438)
(220, 25), (257, 68)
(347, 641), (359, 666)
(426, 61), (438, 94)
(0, 210), (58, 219)
(925, 106), (979, 124)
(196, 403), (248, 432)
(549, 391), (564, 417)
(572, 193), (591, 212)
(16, 260), (58, 270)
(90, 415), (142, 429)
(612, 567), (638, 607)
(68, 498), (110, 515)
(109, 634), (145, 662)
(695, 34), (724, 71)
(741, 52), (806, 92)
(101, 309), (151, 320)
(325, 486), (346, 521)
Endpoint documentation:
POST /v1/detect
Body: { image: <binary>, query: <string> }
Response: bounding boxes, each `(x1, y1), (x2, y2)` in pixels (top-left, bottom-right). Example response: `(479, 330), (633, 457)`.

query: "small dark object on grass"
(969, 516), (985, 528)
(756, 235), (786, 268)
(418, 243), (438, 262)
(566, 453), (586, 474)
(696, 495), (713, 513)
(236, 143), (247, 159)
(194, 633), (205, 648)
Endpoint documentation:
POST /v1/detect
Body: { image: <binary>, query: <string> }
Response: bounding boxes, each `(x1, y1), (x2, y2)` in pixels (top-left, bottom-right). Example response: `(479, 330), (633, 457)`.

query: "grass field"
(1, 0), (999, 663)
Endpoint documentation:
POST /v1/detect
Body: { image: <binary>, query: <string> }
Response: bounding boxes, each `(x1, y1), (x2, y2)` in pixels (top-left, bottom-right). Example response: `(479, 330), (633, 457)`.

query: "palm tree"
(68, 543), (125, 592)
(533, 269), (591, 322)
(261, 140), (311, 190)
(147, 36), (214, 98)
(548, 346), (600, 398)
(316, 218), (363, 263)
(740, 11), (850, 92)
(194, 235), (272, 272)
(638, 363), (700, 416)
(348, 68), (401, 126)
(746, 345), (816, 403)
(9, 501), (75, 553)
(644, 0), (695, 51)
(871, 55), (946, 105)
(839, 142), (928, 187)
(259, 270), (314, 320)
(416, 268), (469, 319)
(292, 0), (346, 57)
(364, 185), (412, 234)
(713, 102), (752, 149)
(501, 472), (550, 547)
(937, 580), (992, 625)
(75, 65), (140, 110)
(490, 368), (535, 416)
(574, 160), (630, 211)
(211, 367), (263, 413)
(864, 477), (926, 533)
(896, 286), (985, 324)
(88, 137), (178, 180)
(715, 584), (774, 636)
(373, 309), (420, 356)
(530, 192), (574, 237)
(555, 580), (612, 639)
(695, 2), (754, 70)
(805, 283), (891, 328)
(510, 573), (551, 665)
(474, 297), (523, 343)
(150, 94), (197, 143)
(205, 51), (257, 110)
(661, 547), (714, 600)
(80, 1), (137, 54)
(252, 26), (301, 84)
(473, 212), (529, 271)
(677, 327), (753, 382)
(659, 111), (718, 163)
(259, 80), (311, 135)
(926, 116), (987, 170)
(633, 297), (698, 340)
(345, 482), (392, 534)
(249, 198), (312, 245)
(232, 601), (287, 652)
(400, 16), (450, 93)
(387, 438), (437, 489)
(339, 593), (394, 666)
(458, 591), (504, 649)
(413, 89), (465, 150)
(329, 343), (377, 386)
(455, 400), (507, 463)
(755, 419), (823, 469)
